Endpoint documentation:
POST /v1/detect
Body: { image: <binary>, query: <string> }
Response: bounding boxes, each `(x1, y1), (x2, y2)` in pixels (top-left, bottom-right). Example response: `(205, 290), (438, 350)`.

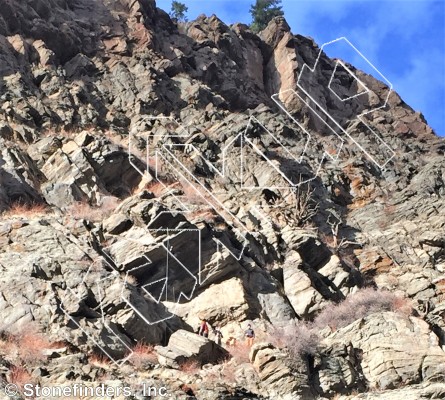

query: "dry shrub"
(133, 179), (180, 197)
(8, 366), (33, 392)
(96, 371), (113, 383)
(129, 343), (157, 368)
(0, 335), (19, 360)
(268, 289), (412, 364)
(339, 250), (359, 270)
(314, 288), (412, 331)
(270, 322), (320, 360)
(383, 203), (397, 216)
(178, 359), (201, 374)
(221, 361), (237, 381)
(88, 353), (112, 368)
(228, 342), (251, 364)
(68, 198), (119, 222)
(16, 330), (52, 365)
(144, 181), (169, 197)
(179, 180), (212, 205)
(0, 325), (52, 365)
(41, 124), (97, 140)
(48, 340), (67, 350)
(187, 208), (216, 223)
(391, 295), (413, 316)
(319, 231), (337, 250)
(105, 130), (147, 161)
(147, 155), (158, 171)
(293, 184), (319, 226)
(205, 359), (241, 386)
(2, 202), (49, 218)
(68, 202), (103, 221)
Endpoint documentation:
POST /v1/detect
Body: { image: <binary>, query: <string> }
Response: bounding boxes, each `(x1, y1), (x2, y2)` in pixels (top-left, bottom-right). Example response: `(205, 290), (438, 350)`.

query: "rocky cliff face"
(0, 0), (444, 399)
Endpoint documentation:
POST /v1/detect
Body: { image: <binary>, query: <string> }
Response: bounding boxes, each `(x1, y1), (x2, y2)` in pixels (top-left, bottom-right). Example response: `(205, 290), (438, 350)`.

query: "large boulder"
(167, 277), (249, 328)
(315, 343), (367, 396)
(249, 342), (312, 399)
(282, 251), (327, 317)
(335, 382), (445, 400)
(155, 329), (229, 368)
(323, 312), (445, 389)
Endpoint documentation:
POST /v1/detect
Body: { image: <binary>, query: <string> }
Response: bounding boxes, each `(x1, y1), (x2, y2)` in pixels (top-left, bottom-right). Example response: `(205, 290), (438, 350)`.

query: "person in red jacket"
(198, 318), (209, 338)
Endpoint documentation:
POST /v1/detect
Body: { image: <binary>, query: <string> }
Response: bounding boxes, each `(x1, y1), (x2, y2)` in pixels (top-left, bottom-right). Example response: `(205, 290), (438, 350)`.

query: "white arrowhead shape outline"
(272, 36), (396, 170)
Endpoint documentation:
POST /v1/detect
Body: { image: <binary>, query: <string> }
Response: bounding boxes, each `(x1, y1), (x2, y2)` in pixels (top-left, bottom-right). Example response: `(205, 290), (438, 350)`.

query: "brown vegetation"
(0, 325), (53, 366)
(187, 208), (217, 223)
(269, 288), (412, 361)
(314, 288), (412, 331)
(178, 359), (201, 374)
(88, 353), (112, 369)
(15, 331), (52, 365)
(132, 179), (180, 197)
(7, 366), (33, 393)
(128, 343), (157, 368)
(67, 198), (120, 222)
(1, 202), (49, 218)
(179, 179), (213, 205)
(228, 342), (250, 364)
(270, 322), (319, 359)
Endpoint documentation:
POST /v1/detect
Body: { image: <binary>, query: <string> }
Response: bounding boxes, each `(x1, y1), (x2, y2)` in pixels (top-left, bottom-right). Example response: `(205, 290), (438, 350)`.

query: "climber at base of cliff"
(245, 324), (255, 347)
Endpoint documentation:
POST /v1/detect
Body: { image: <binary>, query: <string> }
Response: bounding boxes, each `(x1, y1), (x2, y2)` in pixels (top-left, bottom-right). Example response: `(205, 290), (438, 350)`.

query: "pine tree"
(250, 0), (284, 32)
(170, 1), (188, 22)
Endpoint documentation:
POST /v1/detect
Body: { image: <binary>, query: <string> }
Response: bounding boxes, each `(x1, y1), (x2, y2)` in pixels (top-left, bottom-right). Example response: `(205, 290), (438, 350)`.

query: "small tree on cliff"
(170, 1), (188, 22)
(250, 0), (284, 32)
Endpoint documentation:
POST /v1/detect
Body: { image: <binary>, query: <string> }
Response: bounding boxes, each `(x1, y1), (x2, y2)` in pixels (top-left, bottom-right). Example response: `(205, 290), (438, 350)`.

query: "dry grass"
(67, 198), (120, 222)
(187, 208), (216, 223)
(228, 342), (251, 364)
(132, 179), (180, 197)
(7, 365), (33, 392)
(41, 126), (81, 140)
(179, 179), (213, 205)
(144, 181), (171, 197)
(0, 325), (53, 366)
(178, 359), (201, 374)
(1, 202), (49, 218)
(16, 330), (52, 365)
(88, 353), (112, 369)
(128, 343), (157, 368)
(0, 335), (18, 360)
(221, 361), (238, 381)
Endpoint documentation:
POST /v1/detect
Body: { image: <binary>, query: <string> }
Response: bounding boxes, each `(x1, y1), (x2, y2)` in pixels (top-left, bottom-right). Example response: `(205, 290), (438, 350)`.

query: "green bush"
(250, 0), (284, 32)
(170, 1), (188, 22)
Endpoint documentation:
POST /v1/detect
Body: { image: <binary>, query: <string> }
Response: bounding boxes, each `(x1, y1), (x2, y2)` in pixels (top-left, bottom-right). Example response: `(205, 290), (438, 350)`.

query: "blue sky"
(157, 0), (445, 136)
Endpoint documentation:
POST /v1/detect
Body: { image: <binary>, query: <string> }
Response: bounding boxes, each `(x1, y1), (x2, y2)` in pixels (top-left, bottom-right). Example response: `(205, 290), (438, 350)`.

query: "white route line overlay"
(272, 36), (396, 170)
(60, 228), (203, 365)
(61, 36), (399, 365)
(128, 115), (315, 249)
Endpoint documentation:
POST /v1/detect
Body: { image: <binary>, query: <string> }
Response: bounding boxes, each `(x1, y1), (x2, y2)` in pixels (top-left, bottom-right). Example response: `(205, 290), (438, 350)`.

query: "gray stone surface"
(0, 1), (444, 398)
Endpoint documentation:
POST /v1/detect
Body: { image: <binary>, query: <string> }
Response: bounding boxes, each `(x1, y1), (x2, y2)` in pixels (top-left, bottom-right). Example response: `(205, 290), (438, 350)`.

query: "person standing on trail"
(199, 318), (210, 338)
(245, 324), (255, 347)
(213, 326), (223, 346)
